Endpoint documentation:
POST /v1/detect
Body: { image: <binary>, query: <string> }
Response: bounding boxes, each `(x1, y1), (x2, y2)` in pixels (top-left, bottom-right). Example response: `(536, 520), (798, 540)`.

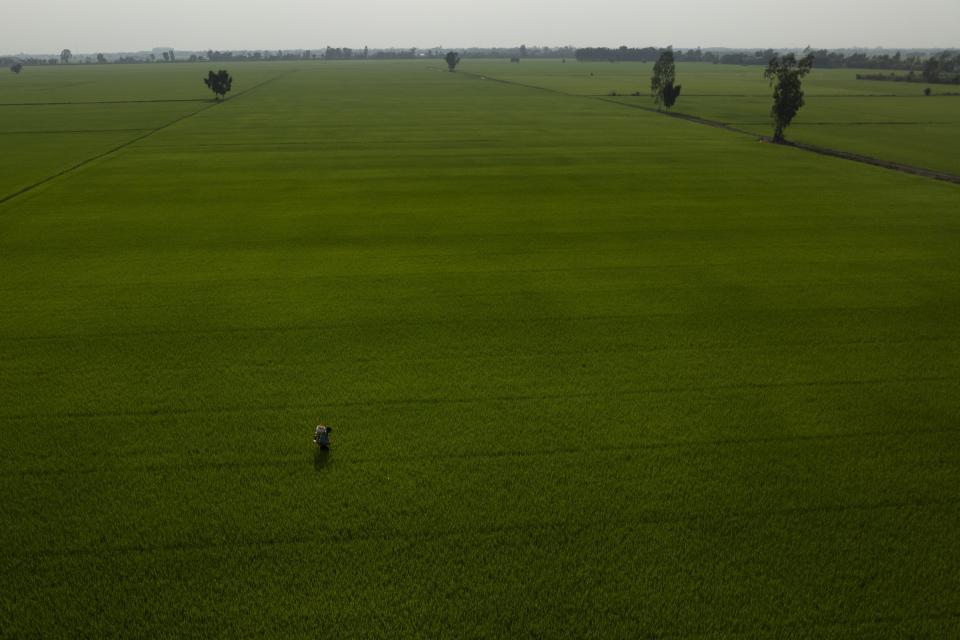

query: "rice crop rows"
(1, 60), (958, 637)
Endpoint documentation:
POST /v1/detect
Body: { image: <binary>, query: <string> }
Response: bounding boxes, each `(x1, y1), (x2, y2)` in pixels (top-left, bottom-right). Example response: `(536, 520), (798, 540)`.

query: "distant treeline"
(575, 47), (790, 64)
(857, 52), (960, 84)
(462, 46), (579, 59)
(572, 46), (959, 73)
(575, 47), (676, 62)
(5, 46), (956, 70)
(858, 72), (960, 85)
(1, 45), (578, 66)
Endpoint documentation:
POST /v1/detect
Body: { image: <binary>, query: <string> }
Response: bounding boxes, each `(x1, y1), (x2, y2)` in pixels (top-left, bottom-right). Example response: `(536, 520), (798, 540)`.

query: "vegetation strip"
(0, 73), (292, 208)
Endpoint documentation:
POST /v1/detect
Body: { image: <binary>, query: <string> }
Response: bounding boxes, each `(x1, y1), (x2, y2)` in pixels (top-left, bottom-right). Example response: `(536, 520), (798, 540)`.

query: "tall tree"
(445, 51), (460, 72)
(96, 53), (106, 64)
(60, 49), (72, 64)
(764, 53), (814, 142)
(203, 69), (233, 100)
(651, 48), (681, 110)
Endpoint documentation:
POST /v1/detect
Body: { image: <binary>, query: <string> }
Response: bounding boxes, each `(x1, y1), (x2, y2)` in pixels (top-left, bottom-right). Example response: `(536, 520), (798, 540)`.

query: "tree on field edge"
(764, 53), (815, 142)
(204, 69), (233, 100)
(651, 47), (682, 110)
(445, 51), (461, 72)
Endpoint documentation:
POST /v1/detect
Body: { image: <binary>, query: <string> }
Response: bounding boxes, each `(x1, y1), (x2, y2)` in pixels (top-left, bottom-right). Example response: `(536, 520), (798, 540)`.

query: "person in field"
(314, 423), (333, 450)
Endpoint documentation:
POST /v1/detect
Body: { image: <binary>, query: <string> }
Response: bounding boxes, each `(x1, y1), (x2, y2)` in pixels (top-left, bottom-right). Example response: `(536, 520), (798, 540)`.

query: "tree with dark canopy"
(60, 49), (72, 64)
(764, 53), (814, 142)
(445, 51), (460, 72)
(662, 82), (681, 108)
(10, 63), (23, 74)
(651, 48), (681, 110)
(204, 70), (233, 100)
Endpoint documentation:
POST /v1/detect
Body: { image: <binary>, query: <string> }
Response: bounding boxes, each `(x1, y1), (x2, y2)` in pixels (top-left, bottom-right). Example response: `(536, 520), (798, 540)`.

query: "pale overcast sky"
(4, 0), (958, 54)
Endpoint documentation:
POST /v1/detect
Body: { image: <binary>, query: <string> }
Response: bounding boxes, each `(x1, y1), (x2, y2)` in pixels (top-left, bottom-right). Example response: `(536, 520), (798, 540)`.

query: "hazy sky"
(4, 0), (958, 54)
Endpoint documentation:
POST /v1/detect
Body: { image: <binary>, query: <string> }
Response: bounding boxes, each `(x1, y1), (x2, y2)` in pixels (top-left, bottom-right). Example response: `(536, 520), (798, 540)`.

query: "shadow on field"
(313, 448), (331, 472)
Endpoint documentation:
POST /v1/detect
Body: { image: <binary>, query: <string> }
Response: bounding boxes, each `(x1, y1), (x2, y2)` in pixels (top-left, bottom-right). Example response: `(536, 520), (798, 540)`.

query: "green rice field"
(1, 60), (959, 637)
(467, 60), (960, 175)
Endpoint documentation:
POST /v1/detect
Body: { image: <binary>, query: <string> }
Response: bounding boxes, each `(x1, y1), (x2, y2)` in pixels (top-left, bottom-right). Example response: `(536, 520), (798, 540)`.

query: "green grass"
(1, 60), (959, 637)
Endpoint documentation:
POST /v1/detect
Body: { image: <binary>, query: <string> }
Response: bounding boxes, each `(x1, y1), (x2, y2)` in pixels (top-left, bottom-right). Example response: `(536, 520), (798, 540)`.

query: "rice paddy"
(1, 59), (958, 637)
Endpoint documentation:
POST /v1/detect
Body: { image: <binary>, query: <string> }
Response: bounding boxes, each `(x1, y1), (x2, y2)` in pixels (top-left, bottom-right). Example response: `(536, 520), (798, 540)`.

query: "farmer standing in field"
(314, 423), (333, 450)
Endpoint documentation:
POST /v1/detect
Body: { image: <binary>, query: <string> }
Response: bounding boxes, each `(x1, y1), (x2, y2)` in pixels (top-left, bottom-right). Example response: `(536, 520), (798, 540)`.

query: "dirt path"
(763, 138), (960, 185)
(614, 101), (960, 184)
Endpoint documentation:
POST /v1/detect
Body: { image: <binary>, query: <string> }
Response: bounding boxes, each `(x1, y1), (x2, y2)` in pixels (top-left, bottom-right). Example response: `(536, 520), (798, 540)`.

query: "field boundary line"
(2, 374), (955, 422)
(0, 252), (949, 296)
(0, 260), (955, 297)
(2, 335), (954, 376)
(720, 121), (952, 126)
(603, 99), (960, 185)
(0, 128), (155, 135)
(452, 68), (578, 99)
(0, 98), (212, 107)
(0, 72), (293, 209)
(9, 496), (957, 560)
(1, 305), (954, 343)
(461, 69), (960, 186)
(772, 138), (960, 184)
